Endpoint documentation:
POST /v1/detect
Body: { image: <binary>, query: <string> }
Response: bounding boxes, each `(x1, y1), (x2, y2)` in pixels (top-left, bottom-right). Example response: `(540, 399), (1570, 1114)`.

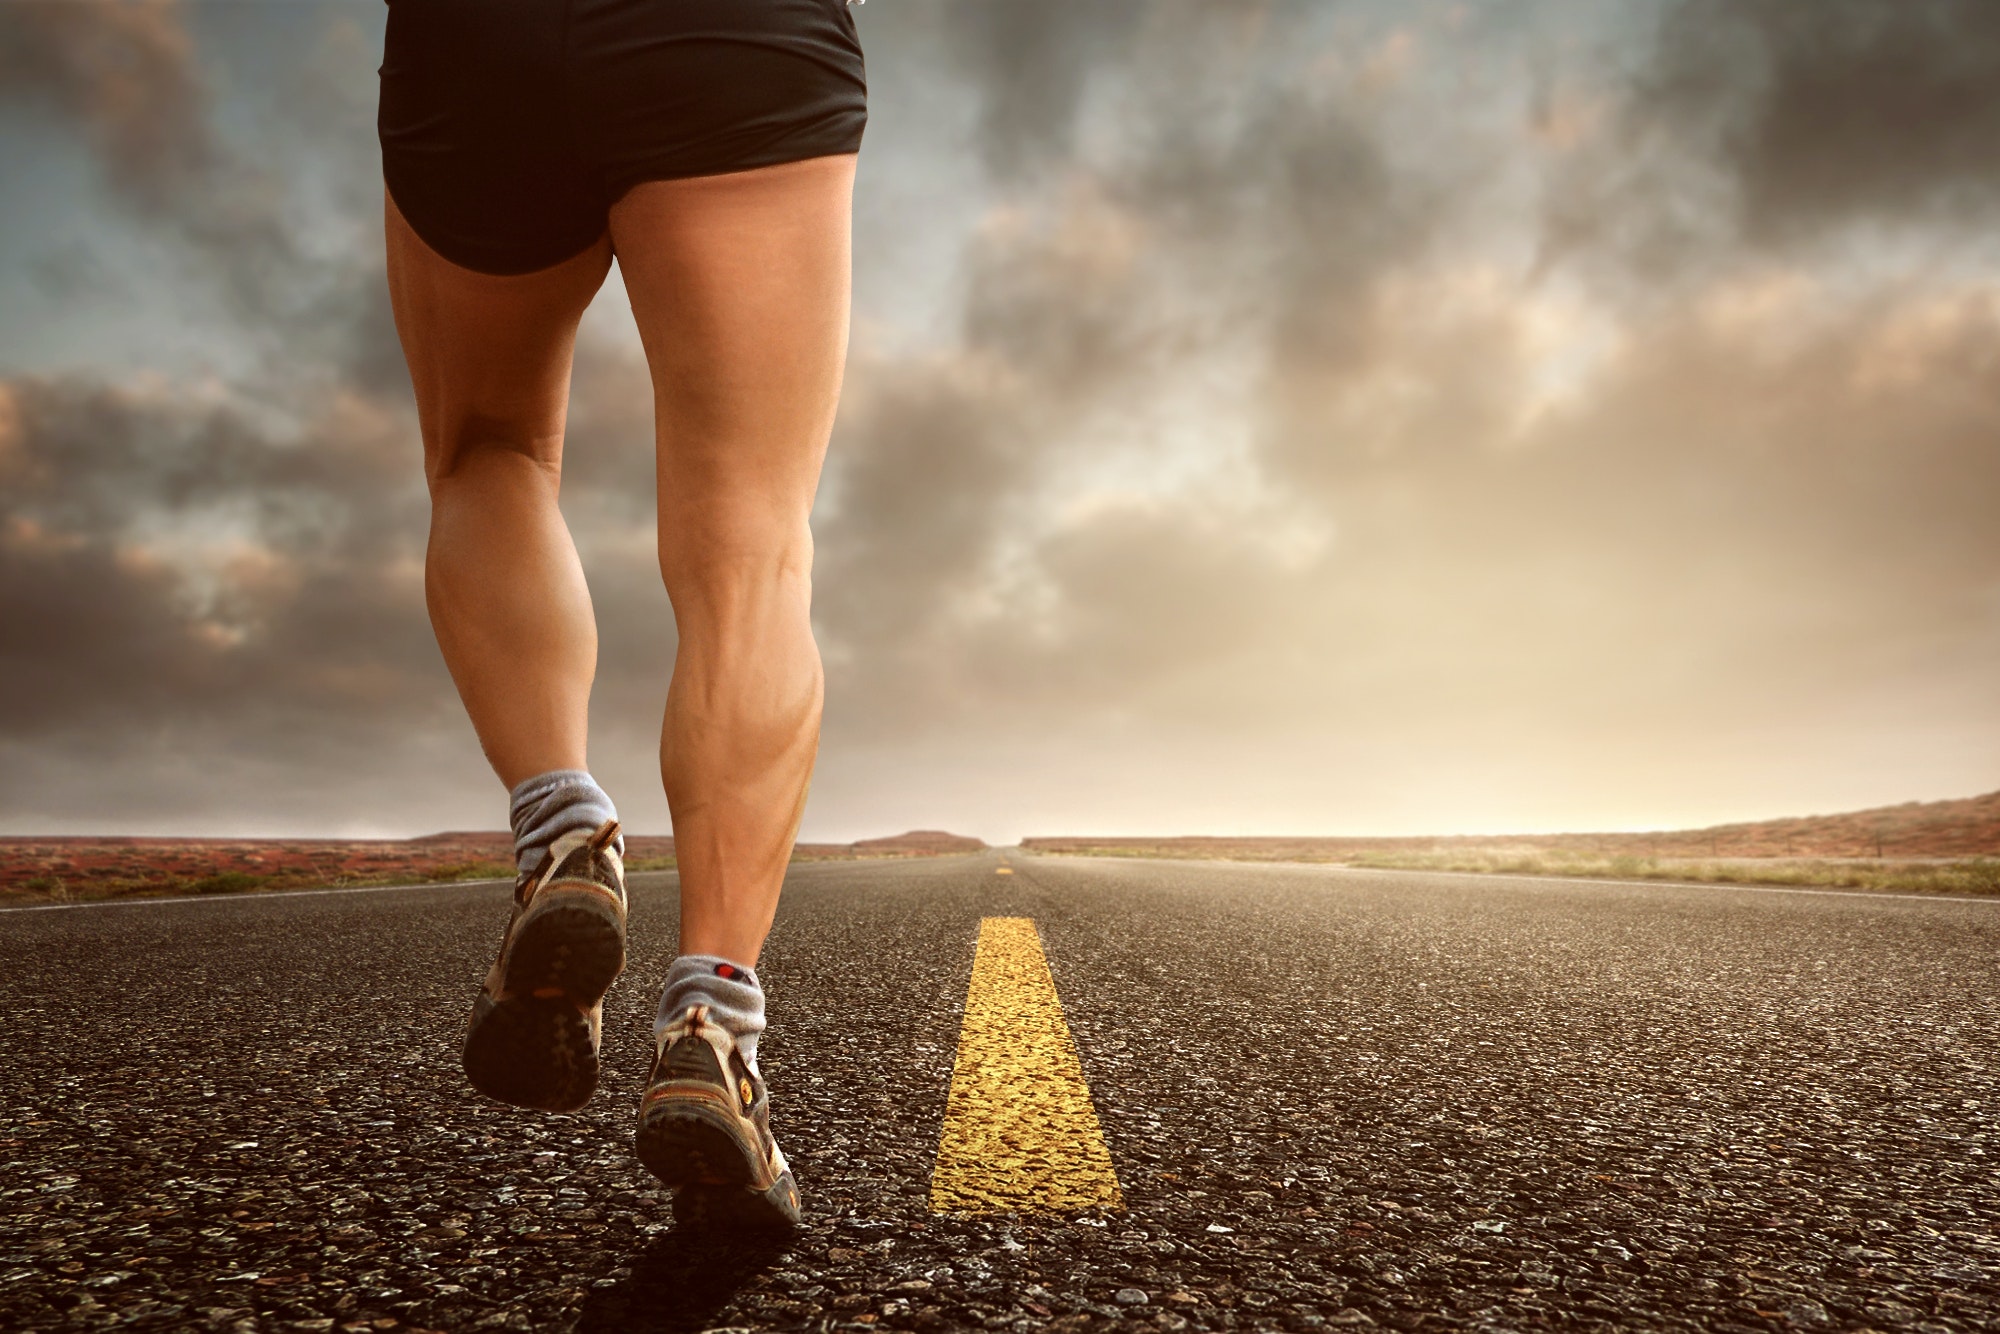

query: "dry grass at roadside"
(11, 859), (527, 906)
(1340, 850), (2000, 896)
(1, 833), (988, 907)
(1040, 843), (2000, 896)
(1, 828), (989, 906)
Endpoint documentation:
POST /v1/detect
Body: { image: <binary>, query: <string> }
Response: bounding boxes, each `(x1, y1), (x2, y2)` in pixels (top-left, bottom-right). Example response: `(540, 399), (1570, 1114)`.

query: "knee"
(424, 413), (564, 492)
(658, 506), (815, 609)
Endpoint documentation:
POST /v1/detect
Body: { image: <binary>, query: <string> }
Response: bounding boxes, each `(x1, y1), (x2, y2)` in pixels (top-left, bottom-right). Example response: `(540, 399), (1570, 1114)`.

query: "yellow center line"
(929, 916), (1124, 1215)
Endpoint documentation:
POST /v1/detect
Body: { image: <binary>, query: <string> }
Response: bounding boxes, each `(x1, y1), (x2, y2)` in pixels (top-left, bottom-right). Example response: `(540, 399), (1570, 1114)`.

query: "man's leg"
(385, 190), (632, 1115)
(383, 187), (613, 788)
(608, 152), (855, 967)
(613, 150), (854, 1236)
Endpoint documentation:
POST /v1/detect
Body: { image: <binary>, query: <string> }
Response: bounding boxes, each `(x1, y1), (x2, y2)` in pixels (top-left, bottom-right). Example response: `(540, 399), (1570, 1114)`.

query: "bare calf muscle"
(611, 153), (857, 968)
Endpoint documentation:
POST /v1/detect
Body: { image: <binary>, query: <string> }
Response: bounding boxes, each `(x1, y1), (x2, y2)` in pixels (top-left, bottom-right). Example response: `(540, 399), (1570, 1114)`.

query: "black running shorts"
(377, 0), (867, 275)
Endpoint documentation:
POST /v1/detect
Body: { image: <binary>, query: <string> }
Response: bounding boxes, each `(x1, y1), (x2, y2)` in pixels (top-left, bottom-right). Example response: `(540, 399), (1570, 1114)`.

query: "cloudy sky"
(2, 0), (1996, 842)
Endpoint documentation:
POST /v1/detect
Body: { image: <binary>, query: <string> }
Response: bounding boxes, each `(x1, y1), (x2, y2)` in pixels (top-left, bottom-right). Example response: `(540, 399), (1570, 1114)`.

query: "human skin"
(383, 151), (857, 967)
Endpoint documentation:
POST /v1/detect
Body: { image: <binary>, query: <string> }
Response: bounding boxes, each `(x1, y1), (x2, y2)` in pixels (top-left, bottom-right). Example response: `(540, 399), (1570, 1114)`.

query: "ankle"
(658, 954), (767, 1068)
(509, 768), (621, 876)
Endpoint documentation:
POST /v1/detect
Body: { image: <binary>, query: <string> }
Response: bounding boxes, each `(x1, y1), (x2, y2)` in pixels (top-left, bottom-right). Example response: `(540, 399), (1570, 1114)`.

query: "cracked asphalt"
(3, 851), (1996, 1333)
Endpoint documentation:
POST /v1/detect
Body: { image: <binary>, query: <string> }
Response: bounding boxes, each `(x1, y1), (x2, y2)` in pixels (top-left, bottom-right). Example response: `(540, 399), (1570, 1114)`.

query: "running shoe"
(461, 818), (627, 1113)
(635, 1002), (802, 1234)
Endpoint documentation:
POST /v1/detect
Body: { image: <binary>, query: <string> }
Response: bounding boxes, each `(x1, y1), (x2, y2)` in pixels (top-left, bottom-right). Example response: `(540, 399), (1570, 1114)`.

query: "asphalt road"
(3, 852), (1996, 1333)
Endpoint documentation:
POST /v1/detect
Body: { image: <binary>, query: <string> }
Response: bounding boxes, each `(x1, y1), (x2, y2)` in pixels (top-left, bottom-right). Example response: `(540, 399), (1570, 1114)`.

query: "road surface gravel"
(2, 852), (1995, 1332)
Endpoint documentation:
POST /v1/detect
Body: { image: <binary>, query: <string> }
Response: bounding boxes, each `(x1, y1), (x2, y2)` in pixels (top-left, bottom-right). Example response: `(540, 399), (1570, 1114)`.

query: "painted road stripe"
(930, 916), (1123, 1214)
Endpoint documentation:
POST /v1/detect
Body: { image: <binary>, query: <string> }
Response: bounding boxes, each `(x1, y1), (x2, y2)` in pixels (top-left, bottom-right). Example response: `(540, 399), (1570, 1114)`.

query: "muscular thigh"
(383, 189), (613, 483)
(608, 153), (858, 552)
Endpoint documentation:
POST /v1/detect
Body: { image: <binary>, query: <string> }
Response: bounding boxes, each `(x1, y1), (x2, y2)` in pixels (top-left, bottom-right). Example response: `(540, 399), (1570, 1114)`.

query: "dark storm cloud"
(0, 0), (210, 209)
(1658, 0), (2000, 238)
(1551, 0), (2000, 274)
(0, 374), (436, 744)
(939, 0), (1149, 182)
(817, 362), (1029, 657)
(0, 0), (316, 324)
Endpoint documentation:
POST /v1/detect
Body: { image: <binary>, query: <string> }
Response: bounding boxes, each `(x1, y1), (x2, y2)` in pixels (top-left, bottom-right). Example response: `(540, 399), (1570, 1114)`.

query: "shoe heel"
(500, 890), (625, 1005)
(635, 1099), (755, 1190)
(671, 1172), (802, 1235)
(462, 994), (600, 1113)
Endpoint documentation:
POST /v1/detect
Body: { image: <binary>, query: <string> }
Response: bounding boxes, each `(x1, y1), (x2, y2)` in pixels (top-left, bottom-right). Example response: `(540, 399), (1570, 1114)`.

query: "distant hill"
(852, 829), (988, 855)
(1022, 790), (2000, 861)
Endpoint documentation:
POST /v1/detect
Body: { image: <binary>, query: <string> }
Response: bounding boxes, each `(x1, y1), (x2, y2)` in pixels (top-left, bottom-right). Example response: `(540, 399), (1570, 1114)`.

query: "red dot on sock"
(715, 964), (737, 978)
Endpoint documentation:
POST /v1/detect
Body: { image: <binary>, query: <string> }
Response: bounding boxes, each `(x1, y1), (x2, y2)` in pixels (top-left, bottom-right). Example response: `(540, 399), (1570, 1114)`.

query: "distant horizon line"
(3, 786), (1994, 847)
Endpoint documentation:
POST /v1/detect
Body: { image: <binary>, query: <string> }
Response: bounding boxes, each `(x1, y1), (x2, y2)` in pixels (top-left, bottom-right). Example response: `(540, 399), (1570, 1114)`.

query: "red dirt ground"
(0, 828), (986, 901)
(1022, 790), (2000, 862)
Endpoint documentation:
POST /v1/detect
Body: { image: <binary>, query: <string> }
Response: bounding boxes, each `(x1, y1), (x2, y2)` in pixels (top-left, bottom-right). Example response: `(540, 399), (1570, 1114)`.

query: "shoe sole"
(670, 1173), (802, 1235)
(635, 1093), (802, 1234)
(462, 886), (625, 1113)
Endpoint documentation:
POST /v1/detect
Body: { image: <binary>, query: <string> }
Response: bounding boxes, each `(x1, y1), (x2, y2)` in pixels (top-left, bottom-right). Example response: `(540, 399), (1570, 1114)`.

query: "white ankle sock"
(508, 769), (621, 876)
(658, 954), (767, 1069)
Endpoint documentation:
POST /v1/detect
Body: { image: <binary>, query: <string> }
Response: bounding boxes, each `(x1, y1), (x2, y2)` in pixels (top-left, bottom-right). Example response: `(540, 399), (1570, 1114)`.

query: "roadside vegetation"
(1044, 843), (2000, 896)
(3, 841), (950, 906)
(10, 858), (526, 906)
(1327, 850), (1998, 896)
